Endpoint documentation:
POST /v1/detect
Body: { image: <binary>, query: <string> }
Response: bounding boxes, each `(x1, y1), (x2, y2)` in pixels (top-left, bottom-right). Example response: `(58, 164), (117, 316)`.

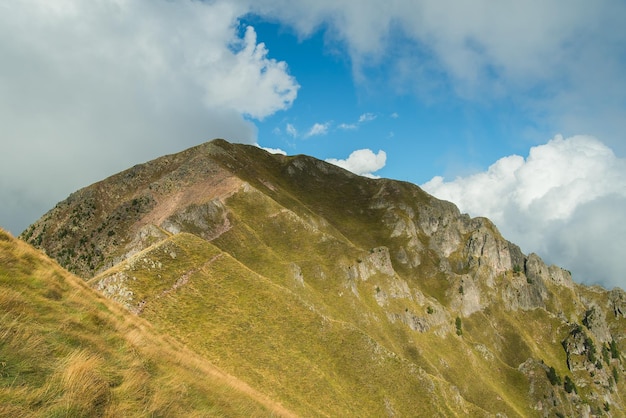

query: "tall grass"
(0, 228), (287, 417)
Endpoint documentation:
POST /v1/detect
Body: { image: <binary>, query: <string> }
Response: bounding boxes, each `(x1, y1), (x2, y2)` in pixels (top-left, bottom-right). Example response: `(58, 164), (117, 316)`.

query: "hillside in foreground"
(0, 227), (292, 417)
(17, 139), (626, 416)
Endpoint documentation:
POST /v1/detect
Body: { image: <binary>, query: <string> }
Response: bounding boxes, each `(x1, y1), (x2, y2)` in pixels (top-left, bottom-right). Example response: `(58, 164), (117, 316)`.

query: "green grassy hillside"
(91, 232), (483, 416)
(0, 228), (293, 417)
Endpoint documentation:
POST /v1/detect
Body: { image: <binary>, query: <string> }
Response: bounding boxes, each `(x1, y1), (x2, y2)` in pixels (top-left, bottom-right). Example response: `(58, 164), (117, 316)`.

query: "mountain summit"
(19, 139), (626, 416)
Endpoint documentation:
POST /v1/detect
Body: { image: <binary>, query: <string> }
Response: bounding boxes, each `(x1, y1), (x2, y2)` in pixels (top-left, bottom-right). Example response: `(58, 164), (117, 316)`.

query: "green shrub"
(610, 340), (620, 359)
(602, 345), (610, 364)
(546, 366), (561, 386)
(564, 376), (577, 394)
(585, 337), (597, 363)
(455, 317), (462, 336)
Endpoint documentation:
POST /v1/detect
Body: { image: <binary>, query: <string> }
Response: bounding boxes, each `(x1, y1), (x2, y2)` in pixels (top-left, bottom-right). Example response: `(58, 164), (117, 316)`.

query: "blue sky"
(247, 17), (544, 183)
(1, 0), (625, 289)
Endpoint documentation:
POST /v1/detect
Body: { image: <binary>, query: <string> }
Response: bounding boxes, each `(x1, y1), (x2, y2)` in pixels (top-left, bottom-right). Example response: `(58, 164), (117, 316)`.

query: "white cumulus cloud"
(305, 122), (331, 137)
(358, 113), (377, 123)
(257, 144), (287, 155)
(286, 123), (298, 137)
(337, 112), (376, 131)
(204, 25), (299, 119)
(422, 135), (626, 289)
(326, 149), (387, 178)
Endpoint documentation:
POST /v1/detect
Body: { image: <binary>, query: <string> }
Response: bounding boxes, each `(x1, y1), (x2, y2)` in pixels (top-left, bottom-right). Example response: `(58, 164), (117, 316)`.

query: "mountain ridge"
(17, 138), (626, 416)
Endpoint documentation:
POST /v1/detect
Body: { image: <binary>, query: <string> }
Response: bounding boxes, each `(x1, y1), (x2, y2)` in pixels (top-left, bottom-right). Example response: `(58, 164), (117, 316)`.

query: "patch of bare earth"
(136, 171), (243, 230)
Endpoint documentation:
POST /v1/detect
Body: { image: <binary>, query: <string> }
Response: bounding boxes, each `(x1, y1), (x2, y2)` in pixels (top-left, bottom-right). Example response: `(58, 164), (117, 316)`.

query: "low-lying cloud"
(422, 135), (626, 289)
(326, 149), (387, 178)
(0, 0), (299, 234)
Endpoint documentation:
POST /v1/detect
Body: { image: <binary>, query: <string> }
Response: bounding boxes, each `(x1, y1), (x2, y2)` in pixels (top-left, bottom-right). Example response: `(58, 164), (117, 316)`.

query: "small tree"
(455, 317), (463, 336)
(585, 337), (597, 363)
(610, 340), (620, 359)
(546, 366), (561, 386)
(602, 345), (611, 364)
(564, 375), (577, 394)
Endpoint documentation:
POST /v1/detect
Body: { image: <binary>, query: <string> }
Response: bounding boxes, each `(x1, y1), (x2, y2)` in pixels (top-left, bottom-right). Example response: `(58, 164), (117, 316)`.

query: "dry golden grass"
(41, 350), (111, 417)
(0, 227), (292, 417)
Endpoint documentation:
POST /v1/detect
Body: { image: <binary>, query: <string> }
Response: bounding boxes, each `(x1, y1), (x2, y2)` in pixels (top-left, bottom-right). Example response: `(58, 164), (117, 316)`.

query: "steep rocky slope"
(21, 139), (626, 416)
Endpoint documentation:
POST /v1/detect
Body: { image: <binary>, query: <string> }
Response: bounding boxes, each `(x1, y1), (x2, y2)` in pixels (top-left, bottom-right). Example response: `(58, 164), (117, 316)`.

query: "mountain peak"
(18, 139), (626, 416)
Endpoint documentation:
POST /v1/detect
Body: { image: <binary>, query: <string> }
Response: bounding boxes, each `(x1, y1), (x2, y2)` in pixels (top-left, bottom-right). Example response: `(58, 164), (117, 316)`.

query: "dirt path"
(121, 306), (299, 417)
(68, 267), (299, 417)
(185, 351), (298, 418)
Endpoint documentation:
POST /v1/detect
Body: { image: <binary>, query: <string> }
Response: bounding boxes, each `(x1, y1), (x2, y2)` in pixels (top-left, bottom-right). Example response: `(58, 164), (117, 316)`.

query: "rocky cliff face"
(21, 139), (626, 417)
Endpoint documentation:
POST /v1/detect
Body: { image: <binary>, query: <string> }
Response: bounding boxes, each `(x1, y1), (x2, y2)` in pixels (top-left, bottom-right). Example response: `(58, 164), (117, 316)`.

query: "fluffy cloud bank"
(326, 149), (387, 178)
(247, 0), (626, 153)
(422, 135), (626, 289)
(0, 0), (298, 234)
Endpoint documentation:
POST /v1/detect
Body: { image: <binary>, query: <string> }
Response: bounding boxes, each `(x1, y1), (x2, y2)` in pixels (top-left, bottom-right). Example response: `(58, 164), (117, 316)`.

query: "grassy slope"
(90, 214), (564, 417)
(88, 149), (625, 415)
(93, 232), (486, 417)
(18, 139), (626, 416)
(193, 157), (533, 415)
(0, 228), (292, 417)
